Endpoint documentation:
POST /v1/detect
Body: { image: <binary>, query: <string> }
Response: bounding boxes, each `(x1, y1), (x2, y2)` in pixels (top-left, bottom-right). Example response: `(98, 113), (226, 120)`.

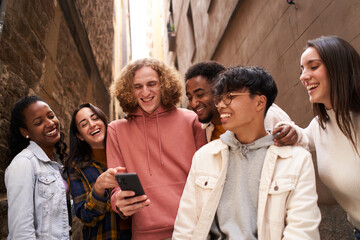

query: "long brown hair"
(306, 36), (360, 153)
(64, 103), (108, 171)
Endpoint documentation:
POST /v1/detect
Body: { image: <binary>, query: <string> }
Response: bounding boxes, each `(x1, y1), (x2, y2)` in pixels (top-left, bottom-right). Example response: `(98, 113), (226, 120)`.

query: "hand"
(93, 166), (126, 196)
(115, 190), (150, 217)
(273, 124), (298, 146)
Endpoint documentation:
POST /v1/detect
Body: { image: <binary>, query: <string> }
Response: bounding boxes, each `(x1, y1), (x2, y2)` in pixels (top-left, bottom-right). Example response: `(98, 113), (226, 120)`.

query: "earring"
(25, 135), (29, 139)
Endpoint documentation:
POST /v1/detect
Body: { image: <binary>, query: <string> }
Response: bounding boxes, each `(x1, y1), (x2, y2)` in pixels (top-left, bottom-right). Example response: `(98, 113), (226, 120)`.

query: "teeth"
(45, 129), (57, 136)
(91, 130), (100, 136)
(220, 113), (231, 118)
(307, 84), (319, 91)
(196, 107), (204, 113)
(142, 97), (153, 102)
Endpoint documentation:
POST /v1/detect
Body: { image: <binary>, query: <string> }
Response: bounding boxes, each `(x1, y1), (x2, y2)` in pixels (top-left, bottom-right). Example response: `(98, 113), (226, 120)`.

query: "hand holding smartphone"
(115, 173), (145, 197)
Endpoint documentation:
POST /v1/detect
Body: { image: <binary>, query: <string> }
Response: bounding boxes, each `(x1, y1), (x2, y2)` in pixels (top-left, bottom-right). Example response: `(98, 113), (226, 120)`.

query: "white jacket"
(173, 139), (321, 240)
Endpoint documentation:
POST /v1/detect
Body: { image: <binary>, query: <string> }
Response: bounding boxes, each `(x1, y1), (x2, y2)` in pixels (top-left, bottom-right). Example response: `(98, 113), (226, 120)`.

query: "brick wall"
(0, 0), (114, 238)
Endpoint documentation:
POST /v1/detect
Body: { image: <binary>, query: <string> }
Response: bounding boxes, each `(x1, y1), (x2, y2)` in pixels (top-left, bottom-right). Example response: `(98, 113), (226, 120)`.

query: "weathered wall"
(165, 0), (360, 238)
(0, 0), (114, 238)
(74, 0), (114, 88)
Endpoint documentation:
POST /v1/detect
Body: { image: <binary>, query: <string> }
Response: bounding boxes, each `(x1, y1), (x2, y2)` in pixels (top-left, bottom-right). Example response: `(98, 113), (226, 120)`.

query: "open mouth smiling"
(45, 128), (57, 136)
(220, 113), (231, 118)
(195, 106), (205, 114)
(307, 84), (319, 91)
(142, 97), (154, 102)
(90, 129), (100, 136)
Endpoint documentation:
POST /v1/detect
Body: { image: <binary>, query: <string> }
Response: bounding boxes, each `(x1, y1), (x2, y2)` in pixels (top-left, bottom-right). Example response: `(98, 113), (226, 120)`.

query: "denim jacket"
(5, 141), (70, 240)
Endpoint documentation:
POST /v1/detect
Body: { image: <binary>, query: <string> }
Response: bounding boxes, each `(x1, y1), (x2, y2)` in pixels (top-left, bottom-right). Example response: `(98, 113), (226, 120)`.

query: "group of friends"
(5, 35), (360, 240)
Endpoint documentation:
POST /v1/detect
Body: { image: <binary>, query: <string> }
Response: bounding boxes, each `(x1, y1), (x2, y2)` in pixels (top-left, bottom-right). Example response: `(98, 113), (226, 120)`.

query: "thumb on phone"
(114, 166), (126, 173)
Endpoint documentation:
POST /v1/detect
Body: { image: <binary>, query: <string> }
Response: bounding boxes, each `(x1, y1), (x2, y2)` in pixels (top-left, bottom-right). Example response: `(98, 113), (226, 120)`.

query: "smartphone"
(115, 173), (145, 197)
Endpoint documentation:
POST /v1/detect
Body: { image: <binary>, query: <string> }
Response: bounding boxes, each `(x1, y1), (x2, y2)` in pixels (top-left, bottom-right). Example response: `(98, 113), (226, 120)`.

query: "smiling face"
(133, 66), (162, 114)
(20, 101), (60, 155)
(300, 47), (332, 109)
(75, 107), (106, 149)
(186, 76), (220, 124)
(217, 90), (259, 133)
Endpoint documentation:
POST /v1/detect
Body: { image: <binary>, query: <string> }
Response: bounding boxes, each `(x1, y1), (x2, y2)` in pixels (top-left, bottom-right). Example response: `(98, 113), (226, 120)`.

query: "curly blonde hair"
(110, 58), (182, 114)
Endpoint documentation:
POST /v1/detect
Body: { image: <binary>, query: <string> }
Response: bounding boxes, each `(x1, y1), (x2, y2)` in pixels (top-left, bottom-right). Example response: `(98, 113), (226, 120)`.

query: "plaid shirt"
(68, 159), (131, 239)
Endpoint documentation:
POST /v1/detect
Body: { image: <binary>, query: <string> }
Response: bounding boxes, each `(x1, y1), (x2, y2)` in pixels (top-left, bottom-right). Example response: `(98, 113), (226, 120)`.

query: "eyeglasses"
(214, 92), (254, 107)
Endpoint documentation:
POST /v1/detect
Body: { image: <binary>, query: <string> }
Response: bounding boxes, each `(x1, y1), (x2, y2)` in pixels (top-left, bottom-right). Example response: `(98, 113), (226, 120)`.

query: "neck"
(92, 148), (107, 167)
(43, 147), (55, 161)
(234, 124), (268, 144)
(91, 144), (105, 150)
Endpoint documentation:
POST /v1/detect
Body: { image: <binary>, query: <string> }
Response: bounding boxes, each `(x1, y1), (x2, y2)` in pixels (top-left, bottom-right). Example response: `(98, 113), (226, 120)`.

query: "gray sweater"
(210, 131), (274, 240)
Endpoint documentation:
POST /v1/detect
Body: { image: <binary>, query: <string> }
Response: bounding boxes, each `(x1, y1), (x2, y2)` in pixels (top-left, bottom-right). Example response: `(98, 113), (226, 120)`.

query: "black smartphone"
(115, 173), (145, 197)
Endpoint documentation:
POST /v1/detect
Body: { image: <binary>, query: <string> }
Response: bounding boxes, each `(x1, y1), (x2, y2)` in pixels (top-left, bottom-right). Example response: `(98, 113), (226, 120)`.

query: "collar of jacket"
(27, 141), (53, 163)
(201, 122), (212, 130)
(201, 122), (214, 142)
(209, 137), (292, 159)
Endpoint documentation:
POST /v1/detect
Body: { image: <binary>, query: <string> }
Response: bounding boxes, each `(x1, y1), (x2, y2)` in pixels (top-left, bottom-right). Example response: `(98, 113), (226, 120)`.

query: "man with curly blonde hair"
(107, 58), (207, 240)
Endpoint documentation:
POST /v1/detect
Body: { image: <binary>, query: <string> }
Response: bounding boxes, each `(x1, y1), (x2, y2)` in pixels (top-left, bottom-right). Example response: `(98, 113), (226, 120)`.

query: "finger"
(120, 199), (150, 216)
(114, 166), (126, 173)
(127, 195), (148, 205)
(289, 133), (297, 145)
(282, 128), (299, 145)
(274, 128), (289, 140)
(272, 126), (283, 135)
(117, 190), (136, 200)
(106, 168), (118, 175)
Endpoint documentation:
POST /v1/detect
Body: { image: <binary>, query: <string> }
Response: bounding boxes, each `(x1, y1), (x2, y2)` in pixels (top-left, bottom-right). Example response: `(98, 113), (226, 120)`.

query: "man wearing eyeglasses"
(173, 66), (321, 240)
(185, 61), (296, 143)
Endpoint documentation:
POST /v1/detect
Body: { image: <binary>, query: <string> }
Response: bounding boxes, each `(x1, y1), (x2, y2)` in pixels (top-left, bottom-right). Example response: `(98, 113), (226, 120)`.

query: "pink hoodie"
(107, 105), (206, 240)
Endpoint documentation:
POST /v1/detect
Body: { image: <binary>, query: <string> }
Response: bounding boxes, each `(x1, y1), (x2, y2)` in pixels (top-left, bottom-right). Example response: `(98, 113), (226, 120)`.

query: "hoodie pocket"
(37, 174), (56, 199)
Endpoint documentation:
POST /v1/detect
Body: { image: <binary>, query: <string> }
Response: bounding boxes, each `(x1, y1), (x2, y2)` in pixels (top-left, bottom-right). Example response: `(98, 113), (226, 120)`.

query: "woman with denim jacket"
(64, 103), (131, 239)
(5, 95), (70, 239)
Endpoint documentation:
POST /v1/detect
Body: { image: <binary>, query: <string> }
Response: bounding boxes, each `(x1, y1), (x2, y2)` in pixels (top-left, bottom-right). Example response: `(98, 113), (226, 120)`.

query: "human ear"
(76, 133), (85, 141)
(256, 95), (267, 112)
(19, 127), (30, 139)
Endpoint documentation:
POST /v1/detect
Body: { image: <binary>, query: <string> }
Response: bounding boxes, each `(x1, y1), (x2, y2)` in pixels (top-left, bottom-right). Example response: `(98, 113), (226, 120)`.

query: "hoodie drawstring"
(141, 111), (165, 175)
(142, 115), (152, 176)
(156, 114), (164, 166)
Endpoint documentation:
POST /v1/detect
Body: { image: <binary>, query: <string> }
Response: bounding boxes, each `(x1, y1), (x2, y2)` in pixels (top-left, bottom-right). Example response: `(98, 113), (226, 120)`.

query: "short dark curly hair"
(185, 61), (226, 84)
(110, 58), (182, 114)
(214, 66), (278, 114)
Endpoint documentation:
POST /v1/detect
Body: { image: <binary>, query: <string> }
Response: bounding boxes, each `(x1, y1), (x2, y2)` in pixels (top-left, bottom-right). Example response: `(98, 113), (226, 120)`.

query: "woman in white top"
(299, 36), (360, 239)
(5, 95), (70, 239)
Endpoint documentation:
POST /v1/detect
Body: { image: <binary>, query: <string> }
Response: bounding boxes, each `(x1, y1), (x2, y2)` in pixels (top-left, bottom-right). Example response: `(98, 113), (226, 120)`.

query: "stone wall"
(0, 0), (114, 238)
(164, 0), (360, 238)
(74, 0), (114, 88)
